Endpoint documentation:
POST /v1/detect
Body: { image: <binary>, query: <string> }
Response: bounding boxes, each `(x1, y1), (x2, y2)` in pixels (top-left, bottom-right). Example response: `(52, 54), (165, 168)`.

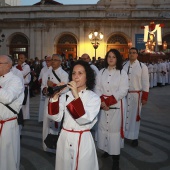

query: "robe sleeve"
(105, 95), (117, 107)
(46, 94), (65, 122)
(66, 98), (85, 119)
(71, 92), (101, 125)
(48, 99), (59, 115)
(141, 64), (150, 93)
(141, 91), (149, 101)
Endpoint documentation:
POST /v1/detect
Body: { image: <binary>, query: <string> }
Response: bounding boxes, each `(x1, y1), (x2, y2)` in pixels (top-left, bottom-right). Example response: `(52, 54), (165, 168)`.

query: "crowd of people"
(0, 47), (170, 170)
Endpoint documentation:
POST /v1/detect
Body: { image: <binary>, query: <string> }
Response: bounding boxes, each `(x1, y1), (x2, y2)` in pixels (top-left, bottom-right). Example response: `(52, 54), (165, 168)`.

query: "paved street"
(20, 85), (170, 170)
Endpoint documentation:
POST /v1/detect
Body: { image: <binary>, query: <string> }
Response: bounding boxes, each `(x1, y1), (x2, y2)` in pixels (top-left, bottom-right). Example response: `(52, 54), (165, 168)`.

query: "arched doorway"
(9, 34), (29, 60)
(107, 34), (129, 59)
(57, 34), (77, 60)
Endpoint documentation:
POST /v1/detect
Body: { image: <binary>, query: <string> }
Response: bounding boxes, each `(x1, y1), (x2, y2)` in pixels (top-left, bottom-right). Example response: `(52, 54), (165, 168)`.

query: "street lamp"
(88, 31), (103, 59)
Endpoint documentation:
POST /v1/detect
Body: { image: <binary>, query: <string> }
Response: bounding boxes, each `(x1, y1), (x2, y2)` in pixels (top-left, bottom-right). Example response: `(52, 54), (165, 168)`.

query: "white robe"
(161, 62), (167, 86)
(123, 60), (149, 140)
(0, 71), (24, 170)
(38, 66), (52, 122)
(47, 89), (101, 170)
(95, 68), (128, 155)
(148, 64), (154, 88)
(42, 67), (69, 152)
(157, 63), (163, 84)
(15, 62), (31, 120)
(153, 63), (158, 87)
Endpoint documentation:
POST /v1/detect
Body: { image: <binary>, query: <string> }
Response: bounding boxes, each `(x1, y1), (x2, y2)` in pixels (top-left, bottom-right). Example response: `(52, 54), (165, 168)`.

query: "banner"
(135, 34), (145, 51)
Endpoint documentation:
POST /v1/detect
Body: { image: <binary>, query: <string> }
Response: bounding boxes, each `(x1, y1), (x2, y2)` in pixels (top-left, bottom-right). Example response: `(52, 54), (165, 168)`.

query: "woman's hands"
(67, 81), (79, 99)
(52, 82), (67, 100)
(101, 102), (109, 111)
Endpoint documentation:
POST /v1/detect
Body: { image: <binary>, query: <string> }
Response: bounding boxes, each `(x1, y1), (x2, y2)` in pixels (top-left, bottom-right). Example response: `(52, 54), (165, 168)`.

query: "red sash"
(0, 117), (17, 136)
(63, 128), (90, 170)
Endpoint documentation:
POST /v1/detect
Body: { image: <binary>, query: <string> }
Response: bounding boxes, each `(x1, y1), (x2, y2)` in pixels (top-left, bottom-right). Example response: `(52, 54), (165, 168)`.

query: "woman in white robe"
(47, 60), (101, 170)
(95, 49), (128, 170)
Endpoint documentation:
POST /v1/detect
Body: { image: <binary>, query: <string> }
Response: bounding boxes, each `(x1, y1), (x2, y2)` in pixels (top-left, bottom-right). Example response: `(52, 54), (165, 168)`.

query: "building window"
(107, 35), (127, 44)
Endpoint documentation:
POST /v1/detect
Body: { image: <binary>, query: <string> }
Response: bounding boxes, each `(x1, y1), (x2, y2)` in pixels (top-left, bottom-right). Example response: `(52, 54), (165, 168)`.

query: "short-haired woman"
(47, 60), (101, 170)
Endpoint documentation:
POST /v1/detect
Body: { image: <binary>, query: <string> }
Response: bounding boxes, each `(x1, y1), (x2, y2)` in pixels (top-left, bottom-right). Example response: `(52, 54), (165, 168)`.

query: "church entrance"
(57, 34), (77, 60)
(9, 34), (29, 61)
(107, 34), (129, 59)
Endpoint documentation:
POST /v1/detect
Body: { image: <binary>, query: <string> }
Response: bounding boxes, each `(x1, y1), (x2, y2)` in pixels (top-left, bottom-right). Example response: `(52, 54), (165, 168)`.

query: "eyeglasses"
(51, 59), (61, 62)
(129, 52), (137, 54)
(0, 62), (8, 64)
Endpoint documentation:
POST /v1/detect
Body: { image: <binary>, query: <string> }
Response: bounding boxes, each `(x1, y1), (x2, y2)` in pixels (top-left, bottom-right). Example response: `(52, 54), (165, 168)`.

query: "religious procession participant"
(42, 54), (68, 153)
(123, 47), (149, 147)
(38, 56), (52, 122)
(95, 49), (128, 170)
(147, 62), (154, 88)
(157, 59), (163, 87)
(0, 55), (24, 170)
(47, 60), (100, 170)
(165, 59), (169, 85)
(15, 53), (31, 120)
(81, 53), (99, 76)
(153, 61), (158, 87)
(161, 59), (167, 86)
(10, 56), (24, 137)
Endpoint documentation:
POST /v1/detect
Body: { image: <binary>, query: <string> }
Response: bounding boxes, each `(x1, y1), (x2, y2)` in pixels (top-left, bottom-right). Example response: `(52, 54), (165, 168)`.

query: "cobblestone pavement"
(20, 86), (170, 170)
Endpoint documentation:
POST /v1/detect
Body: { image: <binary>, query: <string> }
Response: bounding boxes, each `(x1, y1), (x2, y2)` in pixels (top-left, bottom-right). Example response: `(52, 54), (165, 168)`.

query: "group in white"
(1, 46), (151, 170)
(36, 47), (150, 170)
(147, 58), (170, 88)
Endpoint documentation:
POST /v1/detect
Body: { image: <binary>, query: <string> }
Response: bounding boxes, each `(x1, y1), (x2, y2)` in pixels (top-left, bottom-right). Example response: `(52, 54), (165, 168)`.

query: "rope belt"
(63, 128), (90, 170)
(128, 90), (142, 121)
(0, 117), (17, 136)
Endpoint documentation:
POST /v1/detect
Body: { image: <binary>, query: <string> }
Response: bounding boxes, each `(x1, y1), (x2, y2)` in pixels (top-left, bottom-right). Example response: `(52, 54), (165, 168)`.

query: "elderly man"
(123, 47), (149, 147)
(0, 55), (24, 170)
(42, 54), (69, 153)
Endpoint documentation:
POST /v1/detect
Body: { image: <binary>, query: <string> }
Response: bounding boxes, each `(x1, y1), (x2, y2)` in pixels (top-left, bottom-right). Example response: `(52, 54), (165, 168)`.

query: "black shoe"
(131, 139), (138, 147)
(112, 155), (120, 170)
(101, 152), (110, 158)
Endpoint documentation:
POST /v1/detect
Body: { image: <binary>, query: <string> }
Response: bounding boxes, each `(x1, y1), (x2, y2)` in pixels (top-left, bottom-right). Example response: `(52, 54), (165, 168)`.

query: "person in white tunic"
(165, 60), (169, 84)
(0, 55), (24, 170)
(123, 47), (149, 147)
(38, 56), (52, 122)
(47, 60), (101, 170)
(15, 54), (31, 120)
(147, 62), (154, 88)
(95, 49), (128, 170)
(10, 57), (24, 137)
(153, 61), (158, 87)
(157, 59), (162, 87)
(42, 54), (69, 153)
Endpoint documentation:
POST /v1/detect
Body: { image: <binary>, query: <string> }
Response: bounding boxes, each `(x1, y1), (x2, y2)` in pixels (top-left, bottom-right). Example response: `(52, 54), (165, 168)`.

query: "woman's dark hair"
(69, 60), (95, 90)
(104, 49), (123, 70)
